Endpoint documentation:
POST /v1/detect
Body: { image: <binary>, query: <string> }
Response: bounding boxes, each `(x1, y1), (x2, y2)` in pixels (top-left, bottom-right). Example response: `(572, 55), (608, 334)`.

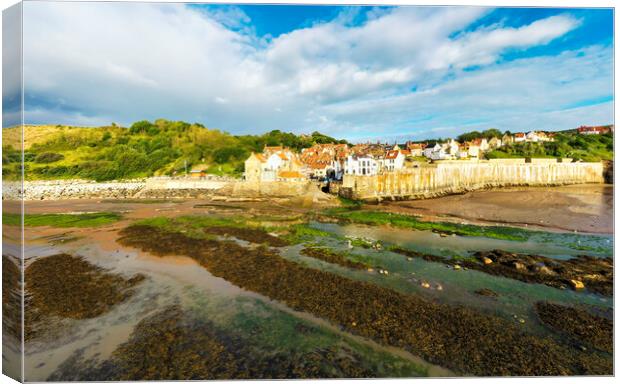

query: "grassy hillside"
(2, 120), (346, 181)
(485, 131), (613, 162)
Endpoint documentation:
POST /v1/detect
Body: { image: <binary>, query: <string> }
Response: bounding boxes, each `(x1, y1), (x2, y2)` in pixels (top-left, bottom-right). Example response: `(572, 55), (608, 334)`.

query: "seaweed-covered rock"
(535, 302), (612, 353)
(115, 225), (612, 376)
(24, 253), (145, 341)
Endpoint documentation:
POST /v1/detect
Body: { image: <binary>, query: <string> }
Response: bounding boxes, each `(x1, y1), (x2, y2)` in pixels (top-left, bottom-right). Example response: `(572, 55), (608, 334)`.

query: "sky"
(5, 2), (614, 141)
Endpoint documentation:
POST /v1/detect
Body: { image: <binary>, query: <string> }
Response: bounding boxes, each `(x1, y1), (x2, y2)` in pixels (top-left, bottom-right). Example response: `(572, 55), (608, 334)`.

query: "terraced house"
(244, 146), (303, 182)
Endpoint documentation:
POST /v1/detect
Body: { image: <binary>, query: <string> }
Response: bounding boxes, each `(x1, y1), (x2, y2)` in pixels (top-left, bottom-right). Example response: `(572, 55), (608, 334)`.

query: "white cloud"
(20, 3), (610, 140)
(322, 45), (613, 140)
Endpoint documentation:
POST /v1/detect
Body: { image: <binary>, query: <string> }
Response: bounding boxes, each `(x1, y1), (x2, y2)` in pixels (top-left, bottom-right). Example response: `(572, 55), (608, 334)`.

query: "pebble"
(421, 282), (431, 289)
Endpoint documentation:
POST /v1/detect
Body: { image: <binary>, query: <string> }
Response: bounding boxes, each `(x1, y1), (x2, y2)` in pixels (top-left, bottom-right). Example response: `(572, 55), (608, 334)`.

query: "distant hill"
(2, 120), (347, 181)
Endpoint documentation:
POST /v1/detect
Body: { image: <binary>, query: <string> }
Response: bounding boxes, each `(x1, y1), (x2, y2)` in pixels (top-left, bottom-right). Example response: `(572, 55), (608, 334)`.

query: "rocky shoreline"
(390, 247), (613, 296)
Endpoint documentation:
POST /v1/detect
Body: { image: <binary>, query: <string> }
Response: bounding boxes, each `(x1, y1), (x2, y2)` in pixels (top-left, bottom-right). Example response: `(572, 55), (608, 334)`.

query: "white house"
(488, 137), (502, 149)
(443, 139), (460, 157)
(381, 150), (406, 172)
(424, 143), (450, 160)
(423, 143), (441, 158)
(525, 131), (540, 142)
(331, 159), (345, 180)
(345, 154), (379, 176)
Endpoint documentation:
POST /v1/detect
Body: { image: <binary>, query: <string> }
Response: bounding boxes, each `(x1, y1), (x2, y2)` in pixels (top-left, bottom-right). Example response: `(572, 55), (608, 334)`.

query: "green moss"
(134, 216), (172, 228)
(337, 196), (362, 208)
(4, 212), (121, 227)
(330, 210), (531, 241)
(133, 215), (247, 239)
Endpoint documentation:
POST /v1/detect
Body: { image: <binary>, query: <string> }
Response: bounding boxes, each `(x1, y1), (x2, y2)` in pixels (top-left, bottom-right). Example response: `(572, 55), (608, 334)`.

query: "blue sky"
(11, 3), (614, 141)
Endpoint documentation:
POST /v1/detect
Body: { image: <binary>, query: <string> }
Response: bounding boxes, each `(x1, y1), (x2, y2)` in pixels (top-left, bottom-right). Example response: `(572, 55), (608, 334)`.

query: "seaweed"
(49, 306), (379, 380)
(389, 246), (613, 297)
(2, 255), (22, 340)
(25, 254), (145, 341)
(116, 224), (612, 376)
(535, 302), (612, 353)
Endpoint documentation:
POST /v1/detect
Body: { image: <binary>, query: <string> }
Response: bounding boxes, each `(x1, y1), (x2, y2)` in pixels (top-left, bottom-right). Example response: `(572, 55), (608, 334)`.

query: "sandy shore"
(381, 184), (613, 234)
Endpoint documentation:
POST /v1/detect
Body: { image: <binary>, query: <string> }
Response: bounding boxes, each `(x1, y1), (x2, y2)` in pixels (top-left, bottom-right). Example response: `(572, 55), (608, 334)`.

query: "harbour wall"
(12, 178), (319, 200)
(340, 159), (606, 201)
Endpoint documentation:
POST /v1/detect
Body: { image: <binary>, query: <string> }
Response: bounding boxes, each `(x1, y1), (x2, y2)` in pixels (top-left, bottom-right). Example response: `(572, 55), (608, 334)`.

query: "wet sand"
(382, 184), (613, 234)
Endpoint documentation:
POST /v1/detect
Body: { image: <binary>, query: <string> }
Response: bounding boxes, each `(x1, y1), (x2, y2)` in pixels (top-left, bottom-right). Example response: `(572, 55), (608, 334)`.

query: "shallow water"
(23, 240), (446, 380)
(311, 222), (613, 259)
(285, 222), (613, 335)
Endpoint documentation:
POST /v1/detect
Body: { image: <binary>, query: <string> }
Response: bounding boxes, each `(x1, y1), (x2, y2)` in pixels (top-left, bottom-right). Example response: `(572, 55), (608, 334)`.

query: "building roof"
(278, 170), (303, 179)
(385, 150), (400, 159)
(406, 142), (427, 150)
(250, 153), (267, 163)
(578, 125), (609, 132)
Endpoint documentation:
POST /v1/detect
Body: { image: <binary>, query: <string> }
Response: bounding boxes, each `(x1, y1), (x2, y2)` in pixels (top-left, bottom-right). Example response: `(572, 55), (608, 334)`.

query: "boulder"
(512, 261), (526, 271)
(569, 279), (585, 290)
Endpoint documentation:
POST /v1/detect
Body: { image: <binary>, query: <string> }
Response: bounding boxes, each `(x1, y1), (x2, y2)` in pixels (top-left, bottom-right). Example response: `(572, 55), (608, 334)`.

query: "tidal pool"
(311, 221), (613, 259)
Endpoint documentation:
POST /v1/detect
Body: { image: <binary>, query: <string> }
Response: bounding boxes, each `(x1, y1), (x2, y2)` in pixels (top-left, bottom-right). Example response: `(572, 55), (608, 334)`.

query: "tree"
(129, 120), (155, 134)
(481, 128), (502, 139)
(457, 131), (482, 142)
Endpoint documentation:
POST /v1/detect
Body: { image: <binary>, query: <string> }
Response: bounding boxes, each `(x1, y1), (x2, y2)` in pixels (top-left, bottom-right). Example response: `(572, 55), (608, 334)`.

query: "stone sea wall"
(341, 160), (606, 201)
(12, 178), (319, 200)
(18, 180), (147, 200)
(8, 160), (607, 201)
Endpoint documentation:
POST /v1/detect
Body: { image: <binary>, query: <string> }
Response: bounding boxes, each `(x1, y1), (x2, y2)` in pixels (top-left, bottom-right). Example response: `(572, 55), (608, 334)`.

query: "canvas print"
(2, 1), (614, 381)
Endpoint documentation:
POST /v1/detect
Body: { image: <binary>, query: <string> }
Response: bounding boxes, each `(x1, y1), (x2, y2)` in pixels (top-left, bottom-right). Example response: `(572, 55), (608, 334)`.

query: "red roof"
(385, 150), (400, 159)
(406, 142), (427, 150)
(578, 126), (609, 133)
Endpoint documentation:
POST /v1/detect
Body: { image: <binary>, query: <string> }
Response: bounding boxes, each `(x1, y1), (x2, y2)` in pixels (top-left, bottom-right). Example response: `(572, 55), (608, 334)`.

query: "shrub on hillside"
(34, 152), (65, 164)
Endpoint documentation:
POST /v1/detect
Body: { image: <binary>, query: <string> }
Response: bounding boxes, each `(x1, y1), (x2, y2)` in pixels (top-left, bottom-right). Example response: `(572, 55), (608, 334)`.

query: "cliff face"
(342, 160), (606, 201)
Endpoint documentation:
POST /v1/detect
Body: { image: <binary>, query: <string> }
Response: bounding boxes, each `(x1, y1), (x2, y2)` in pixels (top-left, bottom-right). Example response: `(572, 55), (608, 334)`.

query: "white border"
(0, 1), (616, 384)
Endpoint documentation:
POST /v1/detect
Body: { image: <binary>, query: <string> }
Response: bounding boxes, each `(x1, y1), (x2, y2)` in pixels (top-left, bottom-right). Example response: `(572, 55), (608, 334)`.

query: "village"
(238, 127), (610, 183)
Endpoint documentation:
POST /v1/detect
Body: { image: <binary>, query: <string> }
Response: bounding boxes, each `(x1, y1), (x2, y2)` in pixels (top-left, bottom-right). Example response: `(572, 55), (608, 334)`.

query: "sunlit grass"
(4, 212), (122, 227)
